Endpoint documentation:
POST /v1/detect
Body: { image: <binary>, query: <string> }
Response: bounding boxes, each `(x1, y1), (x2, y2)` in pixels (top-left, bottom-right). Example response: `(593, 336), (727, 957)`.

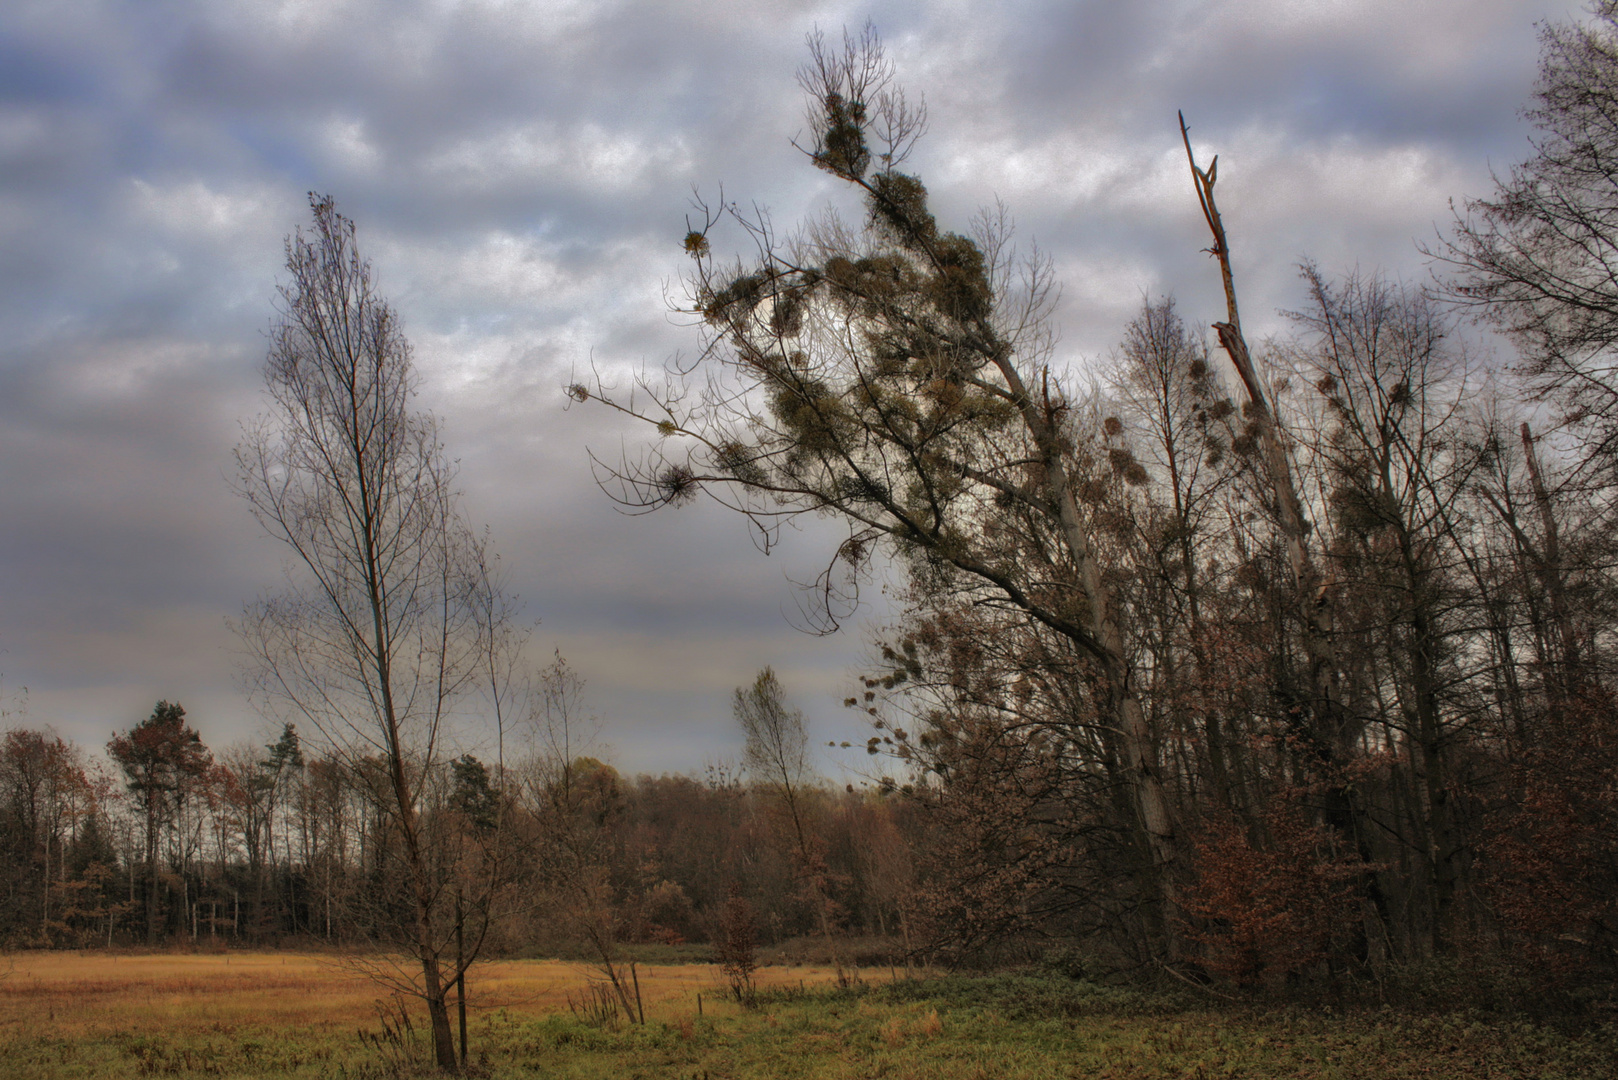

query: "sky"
(0, 0), (1591, 777)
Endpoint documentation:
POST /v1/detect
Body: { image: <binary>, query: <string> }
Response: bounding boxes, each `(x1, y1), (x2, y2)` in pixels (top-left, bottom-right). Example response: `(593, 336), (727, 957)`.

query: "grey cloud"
(0, 0), (1594, 772)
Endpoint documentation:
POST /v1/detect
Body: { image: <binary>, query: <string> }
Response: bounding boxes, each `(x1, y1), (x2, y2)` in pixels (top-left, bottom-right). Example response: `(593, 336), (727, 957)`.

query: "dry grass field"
(3, 954), (1616, 1078)
(0, 950), (838, 1037)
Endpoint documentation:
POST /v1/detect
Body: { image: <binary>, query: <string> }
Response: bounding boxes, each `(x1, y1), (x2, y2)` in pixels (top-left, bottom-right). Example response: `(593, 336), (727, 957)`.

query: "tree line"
(0, 677), (920, 958)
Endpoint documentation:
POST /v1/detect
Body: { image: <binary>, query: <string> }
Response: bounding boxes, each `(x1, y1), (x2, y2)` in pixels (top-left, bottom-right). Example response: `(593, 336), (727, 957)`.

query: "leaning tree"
(583, 27), (1180, 955)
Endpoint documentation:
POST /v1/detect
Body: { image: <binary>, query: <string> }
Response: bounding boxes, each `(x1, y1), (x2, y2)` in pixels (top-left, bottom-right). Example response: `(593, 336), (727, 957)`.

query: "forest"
(6, 9), (1618, 1073)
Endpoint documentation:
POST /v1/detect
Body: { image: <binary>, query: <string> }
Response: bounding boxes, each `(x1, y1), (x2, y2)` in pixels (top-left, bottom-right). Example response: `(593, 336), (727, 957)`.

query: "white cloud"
(426, 123), (696, 196)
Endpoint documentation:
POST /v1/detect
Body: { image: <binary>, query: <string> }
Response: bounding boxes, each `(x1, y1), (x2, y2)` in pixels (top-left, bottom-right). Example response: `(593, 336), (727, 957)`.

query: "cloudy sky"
(0, 0), (1589, 775)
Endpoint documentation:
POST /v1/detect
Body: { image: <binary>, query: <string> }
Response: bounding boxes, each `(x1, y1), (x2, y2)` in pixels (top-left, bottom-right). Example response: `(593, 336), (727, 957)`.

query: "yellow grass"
(0, 951), (841, 1041)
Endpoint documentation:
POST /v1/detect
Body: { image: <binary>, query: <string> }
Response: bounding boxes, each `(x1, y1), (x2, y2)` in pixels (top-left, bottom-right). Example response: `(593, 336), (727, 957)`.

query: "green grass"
(5, 972), (1616, 1078)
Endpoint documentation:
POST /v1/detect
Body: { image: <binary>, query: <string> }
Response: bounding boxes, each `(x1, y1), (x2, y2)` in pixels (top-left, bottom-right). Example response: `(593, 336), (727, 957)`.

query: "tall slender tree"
(235, 195), (516, 1073)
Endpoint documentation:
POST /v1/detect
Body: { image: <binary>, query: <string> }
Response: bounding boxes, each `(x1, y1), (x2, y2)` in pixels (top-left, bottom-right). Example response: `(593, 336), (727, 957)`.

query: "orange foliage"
(1182, 803), (1363, 986)
(1489, 688), (1618, 976)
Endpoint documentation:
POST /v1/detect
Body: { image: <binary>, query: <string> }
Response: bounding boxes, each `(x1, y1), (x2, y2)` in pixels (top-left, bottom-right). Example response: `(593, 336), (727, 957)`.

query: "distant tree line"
(0, 696), (922, 958)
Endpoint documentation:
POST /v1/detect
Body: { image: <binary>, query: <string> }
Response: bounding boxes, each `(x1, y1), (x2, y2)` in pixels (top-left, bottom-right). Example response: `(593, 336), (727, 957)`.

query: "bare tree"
(1181, 117), (1350, 757)
(1286, 266), (1489, 955)
(1438, 1), (1618, 479)
(735, 667), (844, 958)
(736, 667), (812, 853)
(235, 195), (514, 1073)
(1108, 298), (1242, 810)
(526, 653), (652, 1022)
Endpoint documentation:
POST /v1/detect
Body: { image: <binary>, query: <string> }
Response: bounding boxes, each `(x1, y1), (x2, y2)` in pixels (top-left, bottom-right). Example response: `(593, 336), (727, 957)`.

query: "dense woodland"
(7, 4), (1618, 1038)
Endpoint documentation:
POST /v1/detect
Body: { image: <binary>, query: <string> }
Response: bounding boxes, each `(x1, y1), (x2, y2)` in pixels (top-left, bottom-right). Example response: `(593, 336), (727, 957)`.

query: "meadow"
(1, 952), (1615, 1078)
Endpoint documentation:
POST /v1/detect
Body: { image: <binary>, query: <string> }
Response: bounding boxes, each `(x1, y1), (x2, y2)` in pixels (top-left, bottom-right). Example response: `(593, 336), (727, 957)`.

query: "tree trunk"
(425, 978), (458, 1074)
(414, 869), (458, 1073)
(146, 797), (160, 945)
(996, 354), (1179, 952)
(1182, 125), (1395, 962)
(1521, 422), (1586, 695)
(1406, 566), (1458, 954)
(456, 889), (467, 1067)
